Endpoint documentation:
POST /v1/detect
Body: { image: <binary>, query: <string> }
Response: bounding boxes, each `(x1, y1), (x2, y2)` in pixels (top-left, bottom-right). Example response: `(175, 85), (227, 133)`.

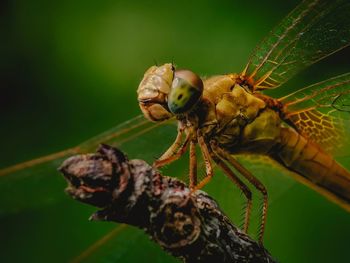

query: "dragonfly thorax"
(193, 76), (281, 152)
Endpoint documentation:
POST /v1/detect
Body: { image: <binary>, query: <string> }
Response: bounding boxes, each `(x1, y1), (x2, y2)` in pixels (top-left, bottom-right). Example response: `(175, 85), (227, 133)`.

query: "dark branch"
(59, 144), (276, 263)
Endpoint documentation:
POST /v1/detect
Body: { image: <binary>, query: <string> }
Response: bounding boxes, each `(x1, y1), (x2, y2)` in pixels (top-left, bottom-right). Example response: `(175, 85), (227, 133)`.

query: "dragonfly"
(1, 0), (350, 254)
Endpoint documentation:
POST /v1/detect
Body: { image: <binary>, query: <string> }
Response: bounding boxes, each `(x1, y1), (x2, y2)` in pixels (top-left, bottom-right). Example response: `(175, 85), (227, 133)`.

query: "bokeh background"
(1, 0), (350, 262)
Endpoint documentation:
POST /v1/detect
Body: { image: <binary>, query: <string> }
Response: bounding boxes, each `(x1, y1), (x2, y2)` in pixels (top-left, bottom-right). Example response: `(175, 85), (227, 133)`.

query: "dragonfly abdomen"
(272, 127), (350, 211)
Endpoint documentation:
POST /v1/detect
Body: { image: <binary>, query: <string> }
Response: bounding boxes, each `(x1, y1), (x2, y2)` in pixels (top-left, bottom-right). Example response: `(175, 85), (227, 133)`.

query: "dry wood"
(59, 144), (276, 263)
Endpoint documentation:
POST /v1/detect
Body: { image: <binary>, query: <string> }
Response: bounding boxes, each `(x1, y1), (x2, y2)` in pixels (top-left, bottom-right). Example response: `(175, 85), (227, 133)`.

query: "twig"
(59, 144), (276, 263)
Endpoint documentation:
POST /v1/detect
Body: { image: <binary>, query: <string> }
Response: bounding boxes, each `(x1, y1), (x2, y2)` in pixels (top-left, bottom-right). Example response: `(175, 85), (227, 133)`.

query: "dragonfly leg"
(191, 136), (214, 191)
(153, 126), (190, 168)
(210, 151), (253, 233)
(189, 140), (198, 189)
(192, 137), (253, 232)
(212, 143), (268, 244)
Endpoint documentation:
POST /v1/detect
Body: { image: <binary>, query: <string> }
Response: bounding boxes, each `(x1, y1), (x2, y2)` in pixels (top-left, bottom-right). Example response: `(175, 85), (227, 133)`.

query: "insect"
(137, 0), (350, 243)
(1, 0), (350, 251)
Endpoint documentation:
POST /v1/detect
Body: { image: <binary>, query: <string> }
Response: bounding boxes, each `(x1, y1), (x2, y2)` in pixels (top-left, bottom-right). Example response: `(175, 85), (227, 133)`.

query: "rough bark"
(59, 144), (276, 263)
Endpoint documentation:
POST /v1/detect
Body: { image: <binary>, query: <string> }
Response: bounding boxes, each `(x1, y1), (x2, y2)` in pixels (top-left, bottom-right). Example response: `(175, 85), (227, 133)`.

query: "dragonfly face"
(137, 63), (204, 121)
(137, 63), (174, 122)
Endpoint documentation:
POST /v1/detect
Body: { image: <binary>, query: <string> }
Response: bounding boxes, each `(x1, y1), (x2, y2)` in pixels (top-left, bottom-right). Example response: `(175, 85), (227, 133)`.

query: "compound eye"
(167, 70), (203, 114)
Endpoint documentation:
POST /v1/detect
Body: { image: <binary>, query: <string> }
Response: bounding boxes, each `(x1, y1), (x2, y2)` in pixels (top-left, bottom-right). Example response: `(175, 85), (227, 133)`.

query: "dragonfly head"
(137, 63), (203, 122)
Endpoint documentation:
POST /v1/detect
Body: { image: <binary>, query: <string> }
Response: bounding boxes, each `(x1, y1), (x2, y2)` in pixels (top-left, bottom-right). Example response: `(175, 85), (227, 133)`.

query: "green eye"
(167, 70), (203, 114)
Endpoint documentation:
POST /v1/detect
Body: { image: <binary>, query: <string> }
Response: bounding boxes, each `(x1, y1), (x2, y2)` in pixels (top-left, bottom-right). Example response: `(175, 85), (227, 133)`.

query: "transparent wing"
(3, 115), (347, 261)
(60, 148), (350, 262)
(0, 115), (177, 214)
(241, 0), (350, 90)
(0, 113), (300, 262)
(279, 72), (350, 155)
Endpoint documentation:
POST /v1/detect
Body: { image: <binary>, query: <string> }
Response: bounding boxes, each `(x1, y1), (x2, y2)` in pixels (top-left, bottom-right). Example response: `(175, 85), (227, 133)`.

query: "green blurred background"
(1, 0), (350, 262)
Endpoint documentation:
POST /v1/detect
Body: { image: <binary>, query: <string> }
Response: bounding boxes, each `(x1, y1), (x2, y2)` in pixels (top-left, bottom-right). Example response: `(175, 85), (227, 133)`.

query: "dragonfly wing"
(242, 0), (350, 90)
(280, 72), (350, 156)
(236, 155), (296, 204)
(0, 115), (177, 214)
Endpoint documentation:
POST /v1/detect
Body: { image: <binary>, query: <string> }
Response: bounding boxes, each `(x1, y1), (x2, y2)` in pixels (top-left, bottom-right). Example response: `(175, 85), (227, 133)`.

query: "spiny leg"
(153, 126), (189, 168)
(189, 140), (197, 189)
(191, 136), (213, 191)
(210, 152), (253, 233)
(212, 143), (268, 244)
(193, 138), (253, 232)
